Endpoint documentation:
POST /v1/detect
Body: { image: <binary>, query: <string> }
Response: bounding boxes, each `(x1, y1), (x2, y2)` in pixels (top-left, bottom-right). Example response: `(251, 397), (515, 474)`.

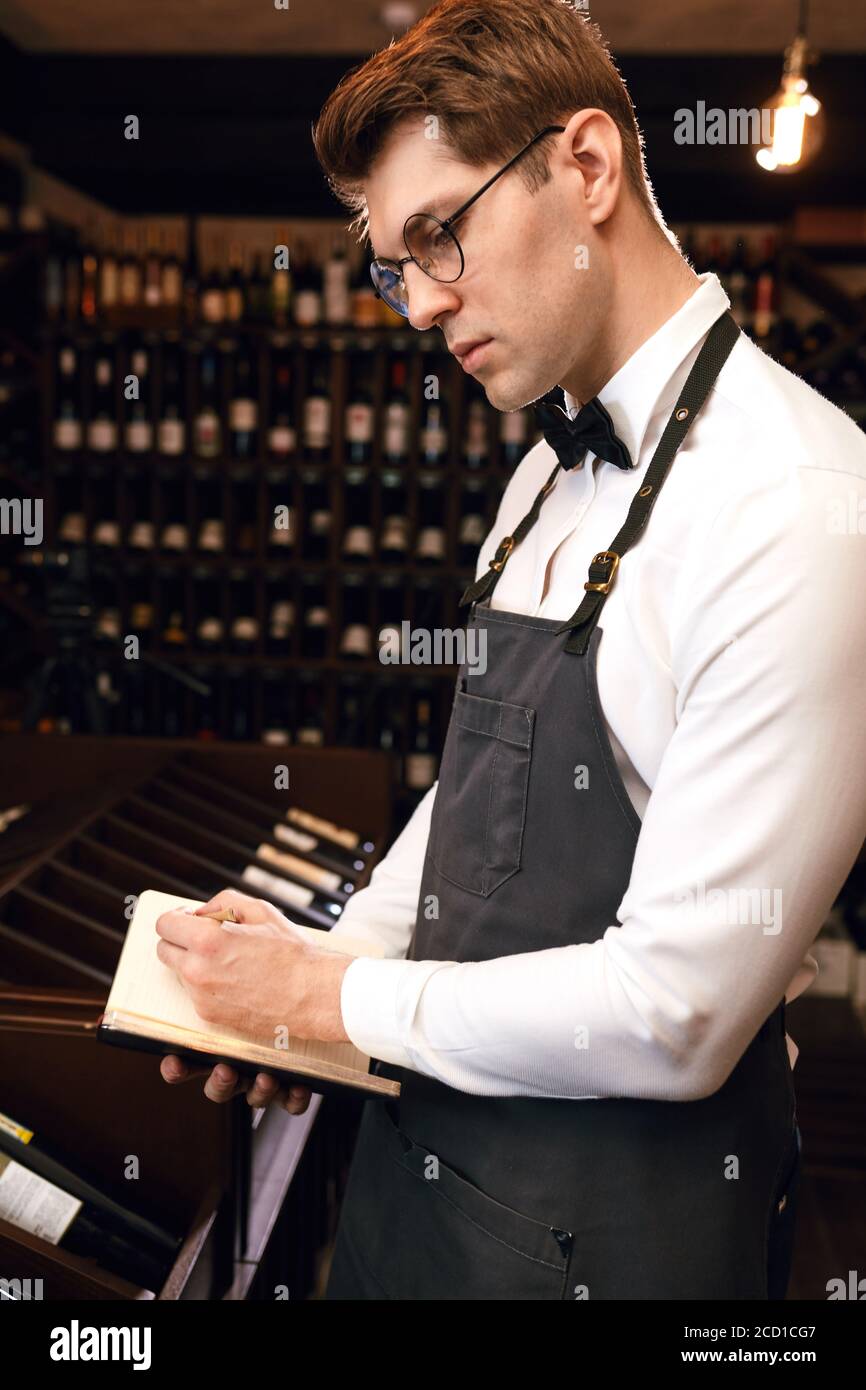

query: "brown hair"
(312, 0), (664, 243)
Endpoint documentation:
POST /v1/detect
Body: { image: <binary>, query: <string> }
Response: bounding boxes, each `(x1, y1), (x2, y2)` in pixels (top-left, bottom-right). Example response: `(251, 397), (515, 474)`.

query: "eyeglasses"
(369, 125), (566, 318)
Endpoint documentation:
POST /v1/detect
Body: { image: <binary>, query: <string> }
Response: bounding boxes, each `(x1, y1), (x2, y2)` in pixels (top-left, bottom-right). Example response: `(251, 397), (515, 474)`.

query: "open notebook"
(96, 889), (400, 1099)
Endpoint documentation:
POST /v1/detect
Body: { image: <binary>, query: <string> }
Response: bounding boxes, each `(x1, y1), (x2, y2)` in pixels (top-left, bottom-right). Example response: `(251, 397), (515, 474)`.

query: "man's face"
(366, 116), (610, 413)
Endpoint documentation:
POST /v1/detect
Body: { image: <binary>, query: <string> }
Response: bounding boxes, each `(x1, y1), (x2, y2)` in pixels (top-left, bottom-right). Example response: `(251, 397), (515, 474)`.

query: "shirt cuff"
(339, 955), (437, 1070)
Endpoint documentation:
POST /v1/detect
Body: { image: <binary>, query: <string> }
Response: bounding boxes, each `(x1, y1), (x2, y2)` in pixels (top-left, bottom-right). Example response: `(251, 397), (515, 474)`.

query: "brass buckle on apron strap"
(489, 535), (515, 572)
(584, 550), (620, 594)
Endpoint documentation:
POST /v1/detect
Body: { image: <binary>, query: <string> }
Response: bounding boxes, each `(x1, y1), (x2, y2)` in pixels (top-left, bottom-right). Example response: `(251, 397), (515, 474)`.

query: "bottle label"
(225, 288), (244, 321)
(162, 265), (183, 306)
(268, 424), (297, 454)
(381, 515), (410, 548)
(345, 403), (374, 443)
(422, 424), (448, 455)
(340, 623), (372, 657)
(304, 397), (331, 448)
(343, 525), (373, 555)
(125, 420), (153, 452)
(385, 404), (410, 454)
(87, 419), (117, 452)
(310, 508), (331, 537)
(459, 514), (486, 545)
(406, 753), (437, 789)
(416, 526), (446, 559)
(158, 418), (186, 455)
(230, 398), (257, 431)
(324, 269), (351, 323)
(294, 291), (322, 326)
(255, 842), (340, 894)
(241, 863), (314, 909)
(500, 411), (528, 444)
(273, 823), (317, 854)
(286, 807), (360, 849)
(53, 418), (82, 450)
(201, 290), (225, 323)
(99, 264), (119, 309)
(195, 411), (221, 456)
(0, 1156), (82, 1245)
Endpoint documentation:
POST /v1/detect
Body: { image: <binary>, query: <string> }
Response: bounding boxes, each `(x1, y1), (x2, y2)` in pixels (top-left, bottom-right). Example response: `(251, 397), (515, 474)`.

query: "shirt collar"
(561, 272), (731, 467)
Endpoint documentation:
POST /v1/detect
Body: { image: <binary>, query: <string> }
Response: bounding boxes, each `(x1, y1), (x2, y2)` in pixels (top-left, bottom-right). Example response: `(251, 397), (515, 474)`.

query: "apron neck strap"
(459, 309), (741, 654)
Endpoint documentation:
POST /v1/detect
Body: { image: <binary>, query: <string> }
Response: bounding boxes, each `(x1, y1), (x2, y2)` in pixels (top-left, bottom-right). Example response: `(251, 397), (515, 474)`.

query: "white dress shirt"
(328, 272), (866, 1100)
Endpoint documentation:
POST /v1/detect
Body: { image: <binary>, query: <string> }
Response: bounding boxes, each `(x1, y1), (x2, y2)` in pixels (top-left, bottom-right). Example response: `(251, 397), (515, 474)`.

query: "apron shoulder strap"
(556, 308), (740, 654)
(459, 458), (561, 609)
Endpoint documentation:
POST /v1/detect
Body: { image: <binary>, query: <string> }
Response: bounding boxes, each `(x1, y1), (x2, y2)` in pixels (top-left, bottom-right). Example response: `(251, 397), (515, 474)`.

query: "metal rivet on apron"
(639, 485), (652, 497)
(676, 407), (689, 421)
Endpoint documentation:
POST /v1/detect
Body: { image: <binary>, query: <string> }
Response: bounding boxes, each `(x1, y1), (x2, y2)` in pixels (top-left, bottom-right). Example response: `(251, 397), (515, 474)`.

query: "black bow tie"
(534, 392), (633, 471)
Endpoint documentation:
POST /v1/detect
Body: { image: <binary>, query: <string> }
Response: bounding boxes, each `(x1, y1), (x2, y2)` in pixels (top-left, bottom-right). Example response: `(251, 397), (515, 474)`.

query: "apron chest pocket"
(430, 690), (535, 896)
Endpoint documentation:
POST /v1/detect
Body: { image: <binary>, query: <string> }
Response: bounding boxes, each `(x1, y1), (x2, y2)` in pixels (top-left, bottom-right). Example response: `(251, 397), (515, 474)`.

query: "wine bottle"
(194, 349), (222, 458)
(166, 761), (372, 872)
(182, 218), (200, 328)
(420, 397), (449, 467)
(292, 238), (322, 327)
(339, 574), (373, 659)
(351, 255), (380, 329)
(344, 357), (375, 465)
(301, 471), (331, 562)
(97, 222), (120, 322)
(384, 359), (411, 466)
(0, 1107), (182, 1293)
(271, 229), (292, 328)
(249, 251), (270, 324)
(380, 474), (410, 562)
(268, 354), (297, 459)
(124, 344), (153, 454)
(229, 344), (258, 460)
(119, 224), (142, 310)
(500, 407), (528, 470)
(200, 238), (226, 325)
(342, 467), (374, 561)
(752, 234), (778, 344)
(323, 238), (351, 326)
(161, 227), (183, 316)
(225, 241), (245, 323)
(406, 689), (438, 790)
(300, 575), (330, 658)
(86, 349), (117, 453)
(458, 478), (488, 566)
(143, 224), (162, 309)
(462, 388), (489, 469)
(148, 775), (357, 895)
(80, 221), (98, 323)
(53, 343), (82, 452)
(303, 355), (331, 462)
(295, 674), (326, 746)
(727, 236), (752, 330)
(416, 473), (447, 563)
(158, 341), (187, 456)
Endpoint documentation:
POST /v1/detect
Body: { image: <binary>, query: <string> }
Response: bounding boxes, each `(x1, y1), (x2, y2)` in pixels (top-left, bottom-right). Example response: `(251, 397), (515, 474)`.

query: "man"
(157, 0), (866, 1299)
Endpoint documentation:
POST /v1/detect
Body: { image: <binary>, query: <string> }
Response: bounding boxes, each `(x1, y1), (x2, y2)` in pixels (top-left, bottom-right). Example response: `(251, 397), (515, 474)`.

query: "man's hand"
(160, 1055), (314, 1115)
(155, 888), (354, 1114)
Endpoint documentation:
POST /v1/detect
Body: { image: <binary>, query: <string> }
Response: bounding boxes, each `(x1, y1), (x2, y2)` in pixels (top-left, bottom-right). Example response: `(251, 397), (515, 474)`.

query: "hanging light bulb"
(756, 1), (824, 174)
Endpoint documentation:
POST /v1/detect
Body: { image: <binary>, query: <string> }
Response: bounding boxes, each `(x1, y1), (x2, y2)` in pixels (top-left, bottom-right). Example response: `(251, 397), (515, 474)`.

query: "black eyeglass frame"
(369, 124), (567, 313)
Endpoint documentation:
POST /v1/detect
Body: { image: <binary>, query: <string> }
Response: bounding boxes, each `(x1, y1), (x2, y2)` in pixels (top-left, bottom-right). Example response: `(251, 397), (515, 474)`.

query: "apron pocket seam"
(387, 1148), (567, 1275)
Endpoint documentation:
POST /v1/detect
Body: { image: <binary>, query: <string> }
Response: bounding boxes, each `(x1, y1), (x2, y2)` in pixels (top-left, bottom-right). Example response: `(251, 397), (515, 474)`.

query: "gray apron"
(326, 310), (801, 1299)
